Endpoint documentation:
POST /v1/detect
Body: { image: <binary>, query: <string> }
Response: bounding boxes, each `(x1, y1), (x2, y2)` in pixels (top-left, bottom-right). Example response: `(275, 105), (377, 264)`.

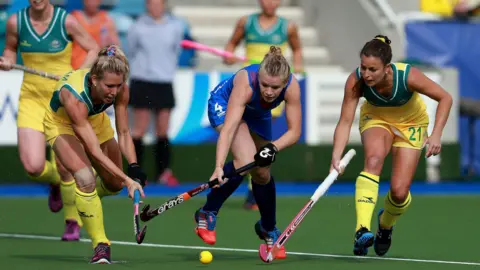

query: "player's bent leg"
(54, 135), (111, 264)
(18, 128), (62, 212)
(196, 122), (256, 245)
(250, 132), (285, 259)
(374, 146), (419, 256)
(57, 158), (82, 241)
(92, 139), (124, 198)
(354, 127), (393, 256)
(250, 169), (286, 259)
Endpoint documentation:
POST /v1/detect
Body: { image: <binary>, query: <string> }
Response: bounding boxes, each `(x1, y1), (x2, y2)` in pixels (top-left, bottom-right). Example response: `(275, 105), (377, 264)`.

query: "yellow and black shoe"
(374, 209), (393, 256)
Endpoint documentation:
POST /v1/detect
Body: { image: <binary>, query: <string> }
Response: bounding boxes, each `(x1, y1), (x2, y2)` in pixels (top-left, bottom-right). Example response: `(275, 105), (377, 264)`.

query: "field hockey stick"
(181, 40), (249, 62)
(133, 189), (147, 244)
(11, 64), (60, 81)
(140, 161), (257, 222)
(259, 149), (357, 263)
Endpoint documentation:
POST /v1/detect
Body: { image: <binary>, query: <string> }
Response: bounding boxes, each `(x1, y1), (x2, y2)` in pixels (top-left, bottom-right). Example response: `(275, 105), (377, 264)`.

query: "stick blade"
(258, 244), (274, 263)
(136, 225), (147, 244)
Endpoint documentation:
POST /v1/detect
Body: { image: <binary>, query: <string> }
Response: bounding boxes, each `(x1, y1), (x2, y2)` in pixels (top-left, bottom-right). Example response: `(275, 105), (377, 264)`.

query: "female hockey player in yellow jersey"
(43, 45), (145, 264)
(0, 0), (98, 240)
(330, 35), (452, 257)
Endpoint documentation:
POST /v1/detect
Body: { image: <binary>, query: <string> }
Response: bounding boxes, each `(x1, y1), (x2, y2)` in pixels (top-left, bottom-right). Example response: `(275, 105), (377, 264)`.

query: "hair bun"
(269, 46), (282, 56)
(374, 35), (391, 45)
(98, 45), (118, 57)
(106, 46), (116, 56)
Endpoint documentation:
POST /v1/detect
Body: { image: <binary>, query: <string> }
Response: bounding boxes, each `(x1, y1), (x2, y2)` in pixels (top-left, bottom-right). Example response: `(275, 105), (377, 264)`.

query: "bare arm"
(407, 67), (453, 140)
(223, 16), (247, 65)
(272, 77), (302, 150)
(0, 14), (18, 70)
(287, 22), (304, 73)
(65, 14), (99, 69)
(215, 70), (252, 168)
(331, 72), (361, 164)
(114, 85), (137, 164)
(60, 88), (132, 184)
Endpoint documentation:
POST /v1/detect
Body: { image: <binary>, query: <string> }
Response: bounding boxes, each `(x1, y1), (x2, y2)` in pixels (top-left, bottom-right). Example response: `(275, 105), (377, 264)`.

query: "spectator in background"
(420, 0), (480, 18)
(127, 0), (184, 186)
(452, 0), (480, 18)
(71, 0), (119, 69)
(223, 0), (304, 210)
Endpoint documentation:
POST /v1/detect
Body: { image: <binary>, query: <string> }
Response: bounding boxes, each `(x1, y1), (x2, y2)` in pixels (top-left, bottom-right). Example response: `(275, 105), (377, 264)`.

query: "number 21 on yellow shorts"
(391, 125), (428, 150)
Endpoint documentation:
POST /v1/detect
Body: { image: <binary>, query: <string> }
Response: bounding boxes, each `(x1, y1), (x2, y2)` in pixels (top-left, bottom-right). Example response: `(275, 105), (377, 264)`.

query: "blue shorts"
(207, 94), (272, 141)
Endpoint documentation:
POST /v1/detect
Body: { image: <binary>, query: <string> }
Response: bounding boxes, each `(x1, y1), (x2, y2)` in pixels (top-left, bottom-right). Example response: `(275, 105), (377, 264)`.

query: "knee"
(389, 185), (410, 204)
(364, 154), (385, 173)
(132, 128), (147, 138)
(250, 169), (271, 185)
(22, 157), (45, 176)
(101, 175), (124, 193)
(233, 158), (254, 176)
(73, 168), (97, 193)
(132, 123), (149, 138)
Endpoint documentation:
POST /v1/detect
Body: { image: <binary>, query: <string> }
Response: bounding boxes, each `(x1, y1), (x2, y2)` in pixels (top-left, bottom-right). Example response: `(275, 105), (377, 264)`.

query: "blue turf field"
(1, 181), (480, 197)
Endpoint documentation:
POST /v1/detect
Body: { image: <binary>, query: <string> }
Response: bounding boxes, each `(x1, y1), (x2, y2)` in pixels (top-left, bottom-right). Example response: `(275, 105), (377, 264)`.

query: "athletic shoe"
(61, 219), (80, 241)
(90, 243), (111, 264)
(374, 209), (393, 256)
(48, 184), (63, 213)
(194, 208), (217, 245)
(255, 220), (286, 259)
(353, 226), (374, 256)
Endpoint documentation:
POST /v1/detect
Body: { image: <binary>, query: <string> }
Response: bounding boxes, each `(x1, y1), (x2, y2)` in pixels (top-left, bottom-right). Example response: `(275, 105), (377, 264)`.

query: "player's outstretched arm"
(214, 71), (252, 172)
(407, 67), (453, 157)
(60, 88), (144, 198)
(331, 72), (360, 173)
(272, 76), (302, 151)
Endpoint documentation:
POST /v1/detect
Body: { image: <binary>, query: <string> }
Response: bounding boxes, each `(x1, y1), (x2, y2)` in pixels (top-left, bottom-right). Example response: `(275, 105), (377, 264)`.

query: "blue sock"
(252, 176), (276, 231)
(203, 161), (244, 213)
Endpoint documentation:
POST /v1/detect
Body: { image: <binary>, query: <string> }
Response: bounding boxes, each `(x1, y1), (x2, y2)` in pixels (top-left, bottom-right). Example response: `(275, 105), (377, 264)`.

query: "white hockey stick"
(259, 149), (357, 263)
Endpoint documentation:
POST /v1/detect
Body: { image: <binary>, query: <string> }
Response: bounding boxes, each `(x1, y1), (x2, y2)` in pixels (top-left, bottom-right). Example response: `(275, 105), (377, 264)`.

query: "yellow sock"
(355, 171), (379, 231)
(28, 161), (60, 185)
(75, 188), (110, 248)
(96, 176), (121, 199)
(380, 191), (412, 229)
(60, 180), (83, 226)
(49, 147), (57, 169)
(48, 148), (61, 183)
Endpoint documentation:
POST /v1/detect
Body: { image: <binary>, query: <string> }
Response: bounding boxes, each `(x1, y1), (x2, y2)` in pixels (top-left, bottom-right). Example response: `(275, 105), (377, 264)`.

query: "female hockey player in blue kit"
(193, 46), (302, 260)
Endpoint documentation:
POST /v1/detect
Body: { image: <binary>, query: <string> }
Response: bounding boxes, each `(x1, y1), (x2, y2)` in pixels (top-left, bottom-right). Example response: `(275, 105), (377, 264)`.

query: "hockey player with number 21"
(193, 46), (302, 260)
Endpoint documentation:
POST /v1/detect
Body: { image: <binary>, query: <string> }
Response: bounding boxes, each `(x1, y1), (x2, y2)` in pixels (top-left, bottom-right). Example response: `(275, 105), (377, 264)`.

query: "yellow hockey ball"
(199, 250), (213, 264)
